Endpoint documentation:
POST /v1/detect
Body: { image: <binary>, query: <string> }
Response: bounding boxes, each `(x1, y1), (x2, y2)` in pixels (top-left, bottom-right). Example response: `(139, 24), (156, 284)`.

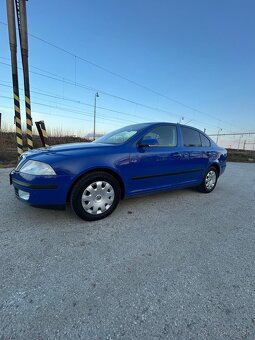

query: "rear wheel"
(198, 166), (218, 193)
(70, 172), (121, 221)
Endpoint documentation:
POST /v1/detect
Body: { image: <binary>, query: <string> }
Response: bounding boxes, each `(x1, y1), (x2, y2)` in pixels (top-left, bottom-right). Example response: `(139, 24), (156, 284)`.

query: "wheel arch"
(66, 167), (125, 202)
(210, 162), (220, 176)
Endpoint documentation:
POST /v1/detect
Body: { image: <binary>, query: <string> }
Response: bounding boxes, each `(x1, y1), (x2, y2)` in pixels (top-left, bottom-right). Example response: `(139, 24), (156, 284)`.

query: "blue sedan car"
(10, 123), (227, 221)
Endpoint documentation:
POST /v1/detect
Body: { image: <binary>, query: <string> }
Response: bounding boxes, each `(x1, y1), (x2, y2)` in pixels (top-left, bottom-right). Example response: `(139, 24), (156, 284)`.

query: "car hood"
(15, 142), (116, 169)
(16, 142), (118, 166)
(24, 142), (114, 155)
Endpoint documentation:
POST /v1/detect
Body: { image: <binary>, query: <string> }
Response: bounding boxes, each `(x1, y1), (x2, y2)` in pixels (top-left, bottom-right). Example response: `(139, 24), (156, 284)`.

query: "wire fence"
(209, 133), (255, 150)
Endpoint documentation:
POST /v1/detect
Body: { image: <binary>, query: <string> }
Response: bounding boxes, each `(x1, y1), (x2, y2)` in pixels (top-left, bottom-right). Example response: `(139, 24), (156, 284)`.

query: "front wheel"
(70, 172), (121, 221)
(198, 167), (218, 193)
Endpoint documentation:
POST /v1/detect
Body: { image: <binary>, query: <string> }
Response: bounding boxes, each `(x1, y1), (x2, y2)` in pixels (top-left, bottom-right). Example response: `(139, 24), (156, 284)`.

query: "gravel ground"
(0, 162), (255, 340)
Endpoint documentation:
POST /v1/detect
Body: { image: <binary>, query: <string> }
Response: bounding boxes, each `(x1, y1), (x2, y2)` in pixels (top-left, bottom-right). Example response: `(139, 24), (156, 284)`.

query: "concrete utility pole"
(15, 0), (33, 149)
(93, 92), (99, 141)
(237, 135), (242, 150)
(216, 128), (222, 144)
(6, 0), (23, 156)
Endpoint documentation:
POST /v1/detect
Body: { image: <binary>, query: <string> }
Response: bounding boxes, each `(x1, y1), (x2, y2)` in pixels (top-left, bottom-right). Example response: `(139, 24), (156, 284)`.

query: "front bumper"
(10, 170), (72, 206)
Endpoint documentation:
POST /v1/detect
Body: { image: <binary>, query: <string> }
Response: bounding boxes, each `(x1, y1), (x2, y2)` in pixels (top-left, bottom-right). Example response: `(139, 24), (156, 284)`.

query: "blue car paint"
(10, 123), (227, 206)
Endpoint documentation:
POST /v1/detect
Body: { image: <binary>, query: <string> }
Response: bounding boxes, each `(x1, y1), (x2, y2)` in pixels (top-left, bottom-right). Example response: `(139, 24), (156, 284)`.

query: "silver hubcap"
(81, 181), (115, 215)
(205, 170), (217, 190)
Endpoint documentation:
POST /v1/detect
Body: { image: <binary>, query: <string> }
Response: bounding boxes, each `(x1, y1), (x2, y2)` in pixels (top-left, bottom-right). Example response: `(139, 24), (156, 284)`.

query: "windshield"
(95, 124), (145, 144)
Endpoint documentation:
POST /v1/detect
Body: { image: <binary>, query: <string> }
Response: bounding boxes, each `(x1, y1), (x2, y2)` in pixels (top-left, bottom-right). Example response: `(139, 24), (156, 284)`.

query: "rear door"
(179, 126), (210, 182)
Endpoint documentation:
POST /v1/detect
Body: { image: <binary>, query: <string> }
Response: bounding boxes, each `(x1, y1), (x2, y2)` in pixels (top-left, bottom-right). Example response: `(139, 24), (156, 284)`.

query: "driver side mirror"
(138, 138), (159, 147)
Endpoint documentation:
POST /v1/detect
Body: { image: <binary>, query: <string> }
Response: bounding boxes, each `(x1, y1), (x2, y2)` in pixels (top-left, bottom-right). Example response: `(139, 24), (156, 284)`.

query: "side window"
(141, 125), (177, 146)
(200, 133), (211, 147)
(181, 127), (202, 147)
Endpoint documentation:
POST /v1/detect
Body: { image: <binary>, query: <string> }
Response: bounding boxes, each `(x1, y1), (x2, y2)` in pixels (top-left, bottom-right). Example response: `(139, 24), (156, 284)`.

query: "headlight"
(19, 160), (56, 176)
(16, 152), (28, 170)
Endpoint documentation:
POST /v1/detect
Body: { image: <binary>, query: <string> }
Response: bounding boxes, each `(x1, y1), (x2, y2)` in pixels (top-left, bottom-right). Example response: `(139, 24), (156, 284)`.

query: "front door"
(127, 124), (187, 195)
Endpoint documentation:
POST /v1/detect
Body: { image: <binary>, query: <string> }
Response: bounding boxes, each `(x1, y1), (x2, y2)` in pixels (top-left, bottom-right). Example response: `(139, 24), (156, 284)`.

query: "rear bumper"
(10, 170), (72, 206)
(220, 163), (227, 176)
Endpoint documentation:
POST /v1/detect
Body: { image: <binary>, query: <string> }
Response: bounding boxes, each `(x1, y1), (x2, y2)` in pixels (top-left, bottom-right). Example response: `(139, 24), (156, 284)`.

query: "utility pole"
(0, 112), (2, 130)
(93, 92), (99, 141)
(15, 0), (33, 149)
(243, 140), (246, 150)
(6, 0), (23, 156)
(237, 135), (242, 150)
(216, 128), (222, 144)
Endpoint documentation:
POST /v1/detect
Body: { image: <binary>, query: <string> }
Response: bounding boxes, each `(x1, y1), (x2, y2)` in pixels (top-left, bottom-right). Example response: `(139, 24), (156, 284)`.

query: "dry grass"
(1, 129), (254, 168)
(0, 130), (90, 168)
(227, 148), (255, 162)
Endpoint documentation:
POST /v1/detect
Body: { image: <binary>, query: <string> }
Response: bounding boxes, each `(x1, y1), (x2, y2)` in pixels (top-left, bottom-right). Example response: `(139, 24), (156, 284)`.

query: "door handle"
(172, 152), (182, 158)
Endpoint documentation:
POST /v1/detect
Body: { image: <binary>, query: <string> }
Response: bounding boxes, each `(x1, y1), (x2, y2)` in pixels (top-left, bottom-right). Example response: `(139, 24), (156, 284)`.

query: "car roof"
(125, 122), (176, 129)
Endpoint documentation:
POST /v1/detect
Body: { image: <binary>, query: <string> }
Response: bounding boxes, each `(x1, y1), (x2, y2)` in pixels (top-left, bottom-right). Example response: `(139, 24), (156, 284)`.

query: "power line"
(0, 62), (226, 131)
(4, 85), (253, 135)
(0, 95), (138, 126)
(0, 60), (175, 114)
(1, 57), (241, 132)
(0, 20), (248, 132)
(22, 33), (244, 129)
(0, 82), (144, 119)
(32, 101), (138, 125)
(0, 82), (156, 122)
(0, 21), (239, 126)
(0, 80), (224, 131)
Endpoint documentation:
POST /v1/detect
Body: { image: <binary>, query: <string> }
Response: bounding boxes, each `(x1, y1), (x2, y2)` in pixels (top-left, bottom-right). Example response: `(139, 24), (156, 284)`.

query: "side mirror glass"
(139, 138), (159, 147)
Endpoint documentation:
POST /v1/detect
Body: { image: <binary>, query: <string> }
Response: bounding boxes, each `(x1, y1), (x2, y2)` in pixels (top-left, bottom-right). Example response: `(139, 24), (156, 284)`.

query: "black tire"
(70, 172), (121, 221)
(198, 166), (218, 193)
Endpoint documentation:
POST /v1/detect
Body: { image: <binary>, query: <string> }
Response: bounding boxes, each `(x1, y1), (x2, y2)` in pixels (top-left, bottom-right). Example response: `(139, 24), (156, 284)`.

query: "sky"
(0, 0), (255, 148)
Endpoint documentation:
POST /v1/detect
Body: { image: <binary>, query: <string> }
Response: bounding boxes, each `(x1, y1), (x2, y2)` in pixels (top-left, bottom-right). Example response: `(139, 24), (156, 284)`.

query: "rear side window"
(181, 127), (201, 147)
(200, 133), (211, 147)
(142, 125), (177, 146)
